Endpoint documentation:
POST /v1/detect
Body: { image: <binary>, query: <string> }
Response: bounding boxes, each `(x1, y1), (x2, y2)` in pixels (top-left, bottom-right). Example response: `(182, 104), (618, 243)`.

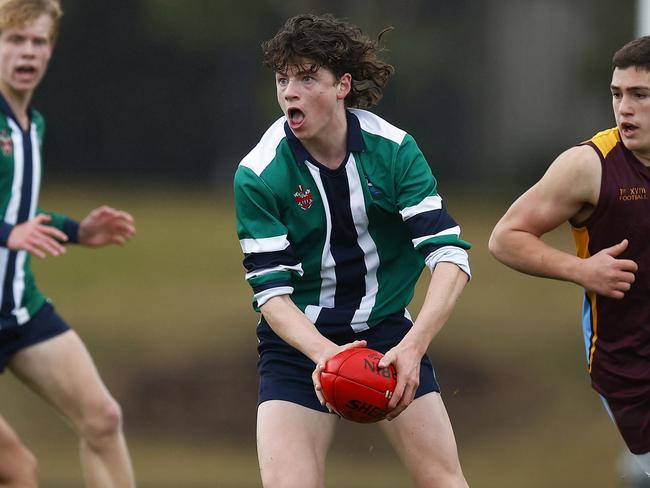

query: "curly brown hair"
(262, 13), (394, 109)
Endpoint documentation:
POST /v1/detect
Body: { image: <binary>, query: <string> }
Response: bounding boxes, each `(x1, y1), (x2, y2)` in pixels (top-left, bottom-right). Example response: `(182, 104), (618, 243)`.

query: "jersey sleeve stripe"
(240, 235), (290, 254)
(404, 208), (458, 240)
(412, 225), (461, 247)
(254, 286), (294, 308)
(245, 263), (304, 281)
(399, 195), (442, 220)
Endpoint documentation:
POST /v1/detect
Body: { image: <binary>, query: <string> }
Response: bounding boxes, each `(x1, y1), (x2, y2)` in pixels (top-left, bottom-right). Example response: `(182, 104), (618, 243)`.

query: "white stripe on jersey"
(350, 108), (406, 145)
(12, 123), (42, 323)
(400, 195), (443, 221)
(255, 285), (294, 308)
(0, 120), (25, 323)
(29, 123), (41, 219)
(412, 225), (461, 248)
(305, 161), (336, 309)
(347, 156), (377, 332)
(240, 117), (286, 176)
(240, 234), (289, 254)
(245, 263), (303, 281)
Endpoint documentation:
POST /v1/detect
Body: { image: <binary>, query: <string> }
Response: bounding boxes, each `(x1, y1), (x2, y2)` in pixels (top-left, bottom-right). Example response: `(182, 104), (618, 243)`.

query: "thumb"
(378, 351), (392, 369)
(604, 239), (628, 257)
(34, 213), (52, 224)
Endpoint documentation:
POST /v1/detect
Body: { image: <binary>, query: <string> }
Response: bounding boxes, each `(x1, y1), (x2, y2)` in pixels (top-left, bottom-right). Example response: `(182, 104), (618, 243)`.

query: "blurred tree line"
(33, 0), (635, 190)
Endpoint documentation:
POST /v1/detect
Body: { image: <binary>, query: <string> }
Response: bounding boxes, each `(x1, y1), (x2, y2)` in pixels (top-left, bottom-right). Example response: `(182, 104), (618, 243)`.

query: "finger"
(111, 235), (127, 246)
(386, 381), (417, 420)
(33, 214), (52, 224)
(339, 339), (366, 352)
(112, 221), (136, 236)
(32, 236), (66, 256)
(617, 259), (639, 273)
(386, 381), (404, 411)
(38, 225), (69, 242)
(111, 210), (135, 224)
(23, 242), (46, 259)
(604, 239), (628, 257)
(377, 351), (393, 369)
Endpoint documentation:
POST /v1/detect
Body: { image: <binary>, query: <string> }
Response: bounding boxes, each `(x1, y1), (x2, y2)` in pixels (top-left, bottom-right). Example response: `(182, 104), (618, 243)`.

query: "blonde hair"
(0, 0), (62, 41)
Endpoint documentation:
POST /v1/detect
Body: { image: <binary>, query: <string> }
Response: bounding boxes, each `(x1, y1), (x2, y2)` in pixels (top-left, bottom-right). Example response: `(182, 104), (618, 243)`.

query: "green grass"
(0, 184), (633, 487)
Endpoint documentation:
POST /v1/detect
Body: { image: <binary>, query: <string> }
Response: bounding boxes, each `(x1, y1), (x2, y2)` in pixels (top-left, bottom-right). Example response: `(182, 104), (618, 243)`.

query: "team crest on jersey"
(293, 185), (313, 210)
(0, 130), (12, 156)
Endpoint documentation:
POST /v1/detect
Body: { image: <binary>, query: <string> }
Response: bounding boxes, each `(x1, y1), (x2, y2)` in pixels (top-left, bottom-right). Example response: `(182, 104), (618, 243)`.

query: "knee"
(79, 397), (124, 445)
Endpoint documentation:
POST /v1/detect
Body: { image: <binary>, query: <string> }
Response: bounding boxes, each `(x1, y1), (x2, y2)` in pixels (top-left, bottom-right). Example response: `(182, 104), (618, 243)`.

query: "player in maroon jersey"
(489, 36), (650, 476)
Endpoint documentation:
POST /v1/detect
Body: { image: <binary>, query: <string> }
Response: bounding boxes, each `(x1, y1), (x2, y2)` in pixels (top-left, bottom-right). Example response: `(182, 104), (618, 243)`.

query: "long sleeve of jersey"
(234, 166), (304, 310)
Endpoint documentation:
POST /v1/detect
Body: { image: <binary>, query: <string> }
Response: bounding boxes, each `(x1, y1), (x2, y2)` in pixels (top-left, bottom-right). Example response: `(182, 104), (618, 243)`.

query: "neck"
(0, 86), (32, 131)
(302, 111), (348, 170)
(633, 150), (650, 167)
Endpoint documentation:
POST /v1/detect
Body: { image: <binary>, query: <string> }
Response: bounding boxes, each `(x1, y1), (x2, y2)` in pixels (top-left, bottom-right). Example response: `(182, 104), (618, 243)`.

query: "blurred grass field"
(0, 183), (633, 487)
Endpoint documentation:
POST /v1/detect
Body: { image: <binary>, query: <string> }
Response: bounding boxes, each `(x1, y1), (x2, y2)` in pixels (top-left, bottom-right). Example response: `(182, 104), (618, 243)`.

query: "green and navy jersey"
(234, 109), (471, 334)
(0, 94), (78, 330)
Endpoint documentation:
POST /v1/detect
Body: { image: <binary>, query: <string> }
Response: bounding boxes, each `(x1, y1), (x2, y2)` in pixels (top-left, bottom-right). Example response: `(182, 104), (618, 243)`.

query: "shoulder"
(239, 116), (287, 177)
(349, 108), (406, 146)
(583, 127), (620, 160)
(530, 142), (601, 218)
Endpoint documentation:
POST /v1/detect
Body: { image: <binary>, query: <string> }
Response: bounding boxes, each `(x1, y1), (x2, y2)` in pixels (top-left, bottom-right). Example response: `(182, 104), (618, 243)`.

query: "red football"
(320, 347), (397, 423)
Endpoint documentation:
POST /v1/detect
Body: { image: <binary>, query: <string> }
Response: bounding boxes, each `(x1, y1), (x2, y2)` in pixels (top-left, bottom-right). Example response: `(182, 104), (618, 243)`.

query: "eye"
(611, 91), (622, 99)
(7, 34), (24, 44)
(277, 77), (288, 87)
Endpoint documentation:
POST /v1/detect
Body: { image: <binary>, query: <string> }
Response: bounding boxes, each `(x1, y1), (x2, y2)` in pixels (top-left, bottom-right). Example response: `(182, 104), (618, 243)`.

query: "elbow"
(487, 227), (502, 260)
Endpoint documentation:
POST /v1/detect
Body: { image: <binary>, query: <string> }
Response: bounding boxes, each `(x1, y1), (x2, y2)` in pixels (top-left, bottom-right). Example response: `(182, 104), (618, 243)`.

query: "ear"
(337, 73), (352, 100)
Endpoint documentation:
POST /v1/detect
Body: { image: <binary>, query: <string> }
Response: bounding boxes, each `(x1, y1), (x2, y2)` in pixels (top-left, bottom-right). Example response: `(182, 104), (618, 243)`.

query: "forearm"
(260, 295), (334, 363)
(489, 228), (583, 285)
(402, 262), (468, 355)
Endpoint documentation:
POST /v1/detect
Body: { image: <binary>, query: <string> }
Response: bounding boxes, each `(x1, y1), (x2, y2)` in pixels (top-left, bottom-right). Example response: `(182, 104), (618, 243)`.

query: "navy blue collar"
(284, 109), (365, 167)
(0, 91), (33, 131)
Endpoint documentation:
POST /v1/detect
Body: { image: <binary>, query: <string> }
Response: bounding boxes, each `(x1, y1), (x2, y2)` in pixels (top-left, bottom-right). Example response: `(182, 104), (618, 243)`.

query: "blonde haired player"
(0, 1), (136, 486)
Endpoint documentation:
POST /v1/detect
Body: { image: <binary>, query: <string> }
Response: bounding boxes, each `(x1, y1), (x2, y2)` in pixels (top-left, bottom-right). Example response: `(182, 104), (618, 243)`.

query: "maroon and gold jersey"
(572, 128), (650, 402)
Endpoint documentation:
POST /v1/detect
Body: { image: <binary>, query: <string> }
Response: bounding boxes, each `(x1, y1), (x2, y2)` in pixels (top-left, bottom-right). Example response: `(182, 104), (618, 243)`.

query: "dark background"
(34, 0), (634, 189)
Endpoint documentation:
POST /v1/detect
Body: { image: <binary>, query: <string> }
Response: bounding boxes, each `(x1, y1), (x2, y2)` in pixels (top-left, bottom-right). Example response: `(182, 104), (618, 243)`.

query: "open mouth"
(17, 66), (35, 73)
(620, 122), (639, 136)
(287, 107), (305, 128)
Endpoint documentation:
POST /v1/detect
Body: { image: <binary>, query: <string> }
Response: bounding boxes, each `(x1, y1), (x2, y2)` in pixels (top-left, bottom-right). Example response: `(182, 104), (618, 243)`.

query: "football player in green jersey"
(0, 1), (136, 486)
(235, 14), (471, 488)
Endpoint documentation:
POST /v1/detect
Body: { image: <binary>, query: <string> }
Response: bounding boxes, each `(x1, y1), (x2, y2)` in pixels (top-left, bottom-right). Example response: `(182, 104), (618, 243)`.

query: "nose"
(20, 41), (36, 58)
(283, 79), (299, 101)
(618, 94), (634, 115)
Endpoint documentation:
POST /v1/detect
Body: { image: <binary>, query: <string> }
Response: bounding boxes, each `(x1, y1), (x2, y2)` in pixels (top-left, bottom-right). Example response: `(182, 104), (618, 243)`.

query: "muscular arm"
(489, 145), (637, 298)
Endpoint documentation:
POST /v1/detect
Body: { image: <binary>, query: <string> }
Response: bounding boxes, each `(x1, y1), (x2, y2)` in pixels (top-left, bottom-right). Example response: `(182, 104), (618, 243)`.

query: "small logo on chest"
(293, 185), (313, 210)
(0, 130), (12, 156)
(618, 186), (648, 201)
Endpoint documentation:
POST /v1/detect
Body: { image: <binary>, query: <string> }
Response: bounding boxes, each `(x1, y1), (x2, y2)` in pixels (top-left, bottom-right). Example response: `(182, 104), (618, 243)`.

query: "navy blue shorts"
(256, 311), (440, 412)
(0, 302), (70, 373)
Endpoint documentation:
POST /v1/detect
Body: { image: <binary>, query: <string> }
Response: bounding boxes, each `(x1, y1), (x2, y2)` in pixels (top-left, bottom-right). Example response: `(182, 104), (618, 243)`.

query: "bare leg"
(9, 330), (135, 488)
(257, 400), (337, 488)
(380, 392), (468, 488)
(0, 414), (38, 488)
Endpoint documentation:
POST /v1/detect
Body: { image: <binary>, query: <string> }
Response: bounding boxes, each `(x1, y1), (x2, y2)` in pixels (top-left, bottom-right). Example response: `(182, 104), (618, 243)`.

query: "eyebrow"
(610, 84), (650, 91)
